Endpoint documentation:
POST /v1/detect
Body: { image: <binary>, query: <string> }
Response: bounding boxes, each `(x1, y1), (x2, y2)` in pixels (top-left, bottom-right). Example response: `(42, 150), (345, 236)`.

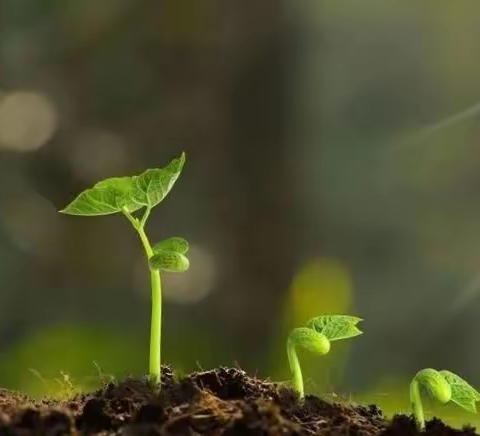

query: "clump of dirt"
(0, 366), (476, 435)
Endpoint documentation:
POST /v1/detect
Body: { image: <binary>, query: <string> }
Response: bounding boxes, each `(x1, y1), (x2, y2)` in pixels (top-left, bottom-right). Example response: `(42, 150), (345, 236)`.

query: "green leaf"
(307, 315), (363, 341)
(60, 153), (186, 216)
(149, 250), (190, 272)
(132, 152), (185, 208)
(60, 177), (141, 216)
(440, 370), (480, 413)
(153, 237), (189, 255)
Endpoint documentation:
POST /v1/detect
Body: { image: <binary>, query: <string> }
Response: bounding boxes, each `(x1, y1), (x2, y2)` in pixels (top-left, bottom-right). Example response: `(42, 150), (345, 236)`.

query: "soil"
(0, 367), (476, 435)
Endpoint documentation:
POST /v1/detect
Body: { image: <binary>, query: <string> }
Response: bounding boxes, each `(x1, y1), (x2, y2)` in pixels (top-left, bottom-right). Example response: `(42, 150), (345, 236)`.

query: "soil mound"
(0, 367), (476, 435)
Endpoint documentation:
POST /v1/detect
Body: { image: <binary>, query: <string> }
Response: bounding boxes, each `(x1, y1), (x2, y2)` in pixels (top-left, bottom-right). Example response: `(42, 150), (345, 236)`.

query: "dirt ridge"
(0, 367), (476, 435)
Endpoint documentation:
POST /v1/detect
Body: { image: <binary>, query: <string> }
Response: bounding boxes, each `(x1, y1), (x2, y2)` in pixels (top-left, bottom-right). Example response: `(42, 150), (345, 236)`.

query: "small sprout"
(410, 368), (480, 430)
(60, 152), (189, 385)
(93, 361), (116, 385)
(287, 315), (363, 398)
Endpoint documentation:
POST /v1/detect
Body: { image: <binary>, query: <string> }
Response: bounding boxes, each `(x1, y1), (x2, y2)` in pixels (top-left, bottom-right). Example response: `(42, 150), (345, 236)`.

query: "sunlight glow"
(0, 91), (58, 151)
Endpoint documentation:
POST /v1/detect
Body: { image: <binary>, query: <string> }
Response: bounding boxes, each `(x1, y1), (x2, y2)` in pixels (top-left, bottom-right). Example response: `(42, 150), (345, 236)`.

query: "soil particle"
(0, 367), (476, 435)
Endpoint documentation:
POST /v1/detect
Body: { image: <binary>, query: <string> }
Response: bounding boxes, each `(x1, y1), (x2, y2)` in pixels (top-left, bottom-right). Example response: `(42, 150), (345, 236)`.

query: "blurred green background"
(1, 0), (480, 427)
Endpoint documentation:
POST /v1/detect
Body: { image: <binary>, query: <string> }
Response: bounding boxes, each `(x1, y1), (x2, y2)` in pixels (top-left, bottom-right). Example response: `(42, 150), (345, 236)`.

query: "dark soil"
(0, 367), (476, 435)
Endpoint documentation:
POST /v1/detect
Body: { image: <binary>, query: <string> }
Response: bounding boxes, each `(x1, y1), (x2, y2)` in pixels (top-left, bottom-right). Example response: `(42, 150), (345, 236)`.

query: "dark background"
(1, 0), (480, 424)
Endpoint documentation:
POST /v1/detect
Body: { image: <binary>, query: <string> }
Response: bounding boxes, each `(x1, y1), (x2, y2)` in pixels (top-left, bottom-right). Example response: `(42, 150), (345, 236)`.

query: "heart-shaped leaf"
(153, 237), (189, 255)
(149, 250), (190, 272)
(307, 315), (363, 341)
(440, 370), (480, 413)
(132, 153), (185, 208)
(60, 177), (142, 216)
(60, 153), (186, 216)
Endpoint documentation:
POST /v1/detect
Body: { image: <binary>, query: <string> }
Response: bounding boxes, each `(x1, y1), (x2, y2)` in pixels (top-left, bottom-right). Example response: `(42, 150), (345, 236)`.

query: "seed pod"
(415, 368), (451, 404)
(149, 250), (190, 272)
(153, 237), (189, 255)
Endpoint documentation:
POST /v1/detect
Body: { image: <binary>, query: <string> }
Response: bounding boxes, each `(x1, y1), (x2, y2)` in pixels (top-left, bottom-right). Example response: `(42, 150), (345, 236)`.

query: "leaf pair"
(149, 237), (190, 273)
(417, 369), (480, 413)
(60, 153), (186, 216)
(307, 315), (363, 342)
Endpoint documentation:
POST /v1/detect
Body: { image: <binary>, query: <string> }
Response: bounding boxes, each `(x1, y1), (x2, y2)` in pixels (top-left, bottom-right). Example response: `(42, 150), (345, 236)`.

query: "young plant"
(287, 315), (363, 398)
(410, 368), (480, 430)
(60, 152), (189, 385)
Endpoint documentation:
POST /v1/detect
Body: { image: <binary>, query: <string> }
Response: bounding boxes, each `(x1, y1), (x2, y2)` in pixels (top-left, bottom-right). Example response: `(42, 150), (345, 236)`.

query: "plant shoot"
(287, 315), (363, 398)
(60, 152), (189, 385)
(410, 368), (480, 430)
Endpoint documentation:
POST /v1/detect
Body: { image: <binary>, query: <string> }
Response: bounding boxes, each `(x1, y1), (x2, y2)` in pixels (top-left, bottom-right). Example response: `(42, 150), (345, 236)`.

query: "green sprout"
(60, 152), (188, 385)
(287, 315), (363, 398)
(410, 368), (480, 430)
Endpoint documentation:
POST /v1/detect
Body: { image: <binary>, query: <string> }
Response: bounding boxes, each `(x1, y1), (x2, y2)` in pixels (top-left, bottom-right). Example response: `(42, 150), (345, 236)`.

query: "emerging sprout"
(287, 315), (363, 398)
(60, 152), (189, 385)
(410, 368), (480, 430)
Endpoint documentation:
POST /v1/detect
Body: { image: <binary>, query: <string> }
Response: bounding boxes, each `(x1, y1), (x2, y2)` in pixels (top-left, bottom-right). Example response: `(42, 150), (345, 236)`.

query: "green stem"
(287, 336), (304, 398)
(148, 263), (162, 384)
(123, 208), (162, 385)
(286, 328), (330, 399)
(410, 378), (425, 430)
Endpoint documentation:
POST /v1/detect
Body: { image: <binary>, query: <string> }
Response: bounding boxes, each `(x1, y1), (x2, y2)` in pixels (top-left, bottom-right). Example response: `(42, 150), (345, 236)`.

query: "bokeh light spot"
(288, 257), (353, 325)
(163, 245), (217, 304)
(133, 244), (217, 304)
(0, 91), (58, 151)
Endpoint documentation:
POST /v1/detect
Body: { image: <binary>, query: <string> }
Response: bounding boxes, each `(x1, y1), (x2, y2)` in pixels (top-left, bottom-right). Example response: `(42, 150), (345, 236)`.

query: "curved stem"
(410, 378), (425, 430)
(287, 336), (304, 398)
(287, 328), (330, 398)
(137, 224), (153, 256)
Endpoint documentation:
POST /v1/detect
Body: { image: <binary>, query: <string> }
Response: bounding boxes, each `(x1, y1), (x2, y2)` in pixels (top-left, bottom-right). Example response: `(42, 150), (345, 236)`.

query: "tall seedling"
(61, 153), (189, 385)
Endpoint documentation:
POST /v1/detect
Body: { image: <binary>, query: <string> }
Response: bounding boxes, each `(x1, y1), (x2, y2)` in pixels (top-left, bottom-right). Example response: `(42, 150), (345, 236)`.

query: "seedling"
(60, 153), (189, 385)
(410, 368), (480, 430)
(287, 315), (363, 398)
